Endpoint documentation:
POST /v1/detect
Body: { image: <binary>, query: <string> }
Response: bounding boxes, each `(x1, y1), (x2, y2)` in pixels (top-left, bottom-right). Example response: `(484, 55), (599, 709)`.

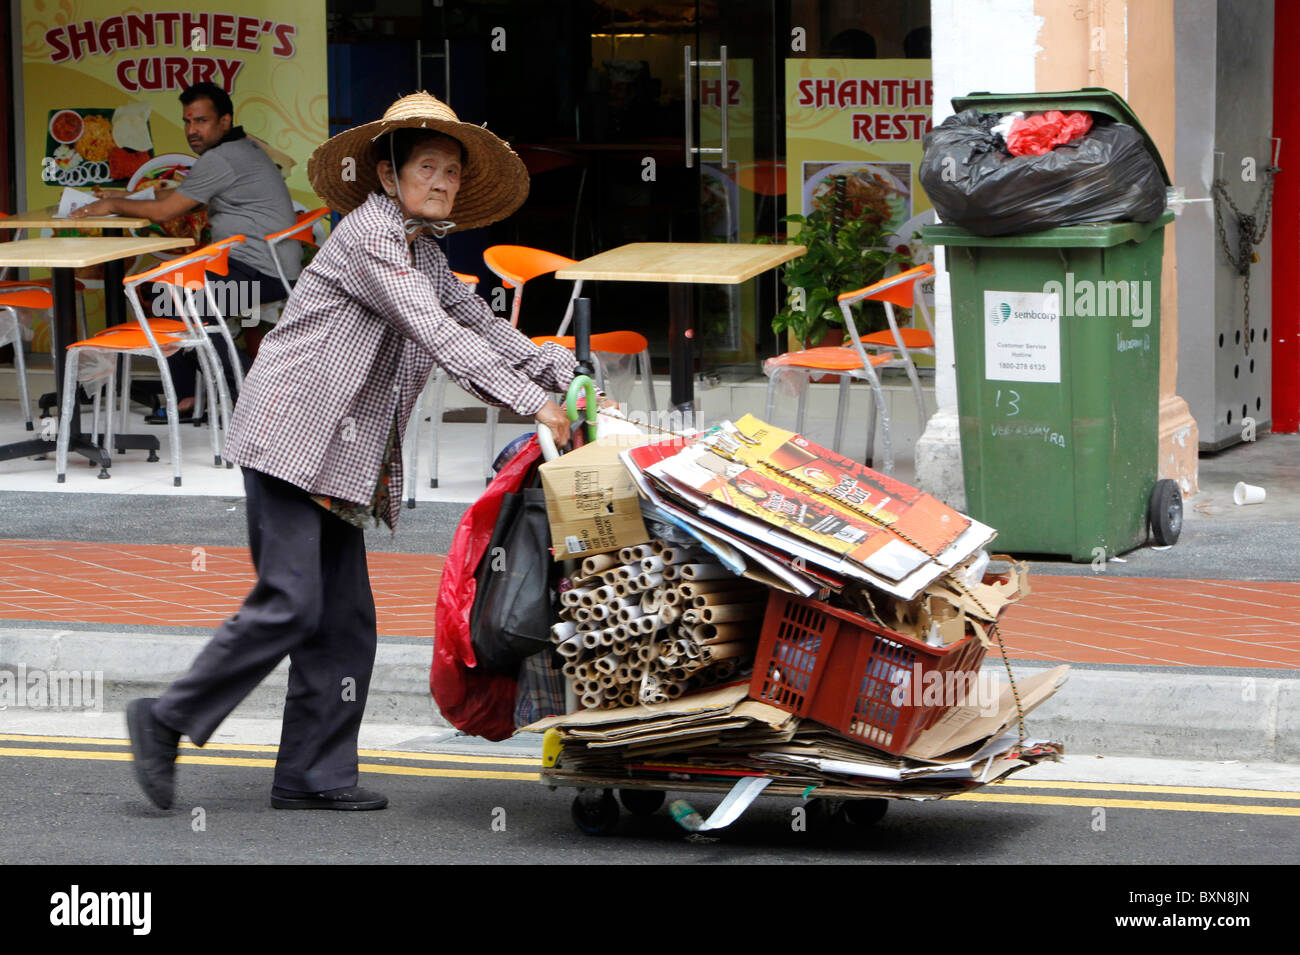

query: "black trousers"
(153, 468), (378, 791)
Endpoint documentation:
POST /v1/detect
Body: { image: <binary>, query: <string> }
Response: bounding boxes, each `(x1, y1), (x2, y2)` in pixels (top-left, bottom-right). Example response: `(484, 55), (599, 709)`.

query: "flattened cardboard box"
(540, 437), (650, 561)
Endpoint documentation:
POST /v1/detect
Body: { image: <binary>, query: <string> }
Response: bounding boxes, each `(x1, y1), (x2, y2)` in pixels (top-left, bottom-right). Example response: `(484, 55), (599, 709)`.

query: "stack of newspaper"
(619, 414), (997, 603)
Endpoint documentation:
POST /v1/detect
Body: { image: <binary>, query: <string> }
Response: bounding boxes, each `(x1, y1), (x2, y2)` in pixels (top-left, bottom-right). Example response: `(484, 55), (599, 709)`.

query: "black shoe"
(270, 786), (388, 811)
(126, 698), (180, 810)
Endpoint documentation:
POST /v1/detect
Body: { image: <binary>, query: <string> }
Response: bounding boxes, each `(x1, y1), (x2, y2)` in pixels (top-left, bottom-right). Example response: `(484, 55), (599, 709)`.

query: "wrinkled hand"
(534, 399), (571, 448)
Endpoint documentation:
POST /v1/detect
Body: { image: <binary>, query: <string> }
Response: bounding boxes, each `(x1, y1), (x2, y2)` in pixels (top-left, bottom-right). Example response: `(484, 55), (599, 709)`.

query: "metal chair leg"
(484, 405), (500, 482)
(429, 371), (448, 488)
(832, 376), (850, 453)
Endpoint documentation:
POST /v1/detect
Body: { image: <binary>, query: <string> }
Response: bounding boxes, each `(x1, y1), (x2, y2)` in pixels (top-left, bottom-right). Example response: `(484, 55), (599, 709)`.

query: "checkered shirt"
(223, 191), (576, 530)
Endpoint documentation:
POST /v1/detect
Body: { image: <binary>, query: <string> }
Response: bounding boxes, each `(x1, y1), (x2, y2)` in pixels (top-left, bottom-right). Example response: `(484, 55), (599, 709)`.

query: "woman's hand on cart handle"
(535, 399), (571, 449)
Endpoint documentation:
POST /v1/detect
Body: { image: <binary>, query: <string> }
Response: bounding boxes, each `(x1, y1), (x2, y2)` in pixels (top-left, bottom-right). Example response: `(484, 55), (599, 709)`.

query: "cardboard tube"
(557, 635), (584, 659)
(678, 563), (732, 581)
(714, 660), (738, 681)
(664, 681), (685, 698)
(562, 662), (579, 679)
(636, 645), (656, 663)
(619, 544), (654, 563)
(640, 555), (665, 575)
(575, 606), (594, 624)
(619, 689), (637, 707)
(586, 585), (616, 605)
(697, 602), (765, 623)
(602, 684), (622, 700)
(640, 590), (661, 613)
(679, 579), (763, 597)
(582, 554), (619, 577)
(616, 562), (642, 581)
(613, 640), (630, 656)
(598, 627), (619, 647)
(581, 691), (602, 708)
(635, 572), (665, 591)
(691, 589), (765, 608)
(695, 622), (752, 643)
(581, 630), (602, 650)
(681, 609), (701, 626)
(673, 638), (691, 656)
(617, 605), (646, 623)
(551, 621), (578, 642)
(662, 604), (682, 624)
(661, 588), (682, 606)
(662, 565), (680, 581)
(560, 589), (583, 608)
(701, 640), (753, 662)
(589, 604), (611, 621)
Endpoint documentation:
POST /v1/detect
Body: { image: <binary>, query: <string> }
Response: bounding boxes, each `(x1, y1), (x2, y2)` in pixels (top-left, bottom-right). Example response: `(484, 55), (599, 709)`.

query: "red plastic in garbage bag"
(1006, 110), (1093, 157)
(430, 435), (543, 741)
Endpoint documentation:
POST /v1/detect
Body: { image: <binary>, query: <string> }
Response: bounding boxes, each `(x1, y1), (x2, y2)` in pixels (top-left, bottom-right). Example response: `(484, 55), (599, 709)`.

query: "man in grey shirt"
(75, 82), (301, 417)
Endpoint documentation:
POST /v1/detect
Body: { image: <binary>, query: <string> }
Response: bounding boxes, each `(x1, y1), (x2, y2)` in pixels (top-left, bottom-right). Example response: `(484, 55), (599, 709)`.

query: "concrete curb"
(2, 629), (1295, 763)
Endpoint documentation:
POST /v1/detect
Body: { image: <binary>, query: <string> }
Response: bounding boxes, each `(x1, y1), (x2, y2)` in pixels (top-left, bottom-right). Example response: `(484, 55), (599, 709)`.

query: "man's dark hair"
(179, 82), (233, 118)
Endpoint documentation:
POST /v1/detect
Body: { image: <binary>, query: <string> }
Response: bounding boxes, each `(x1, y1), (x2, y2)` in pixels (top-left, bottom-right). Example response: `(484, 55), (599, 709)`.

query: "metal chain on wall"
(1212, 164), (1279, 356)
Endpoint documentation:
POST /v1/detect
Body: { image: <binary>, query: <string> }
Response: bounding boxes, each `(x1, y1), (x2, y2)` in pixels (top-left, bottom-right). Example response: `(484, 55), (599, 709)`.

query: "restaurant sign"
(784, 59), (933, 239)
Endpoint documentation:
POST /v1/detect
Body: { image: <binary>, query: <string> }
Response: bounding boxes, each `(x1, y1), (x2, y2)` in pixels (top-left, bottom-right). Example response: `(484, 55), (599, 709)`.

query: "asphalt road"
(0, 736), (1293, 866)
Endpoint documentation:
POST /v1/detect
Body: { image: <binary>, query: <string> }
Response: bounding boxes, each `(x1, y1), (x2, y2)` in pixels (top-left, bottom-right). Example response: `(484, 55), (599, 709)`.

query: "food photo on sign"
(44, 103), (156, 188)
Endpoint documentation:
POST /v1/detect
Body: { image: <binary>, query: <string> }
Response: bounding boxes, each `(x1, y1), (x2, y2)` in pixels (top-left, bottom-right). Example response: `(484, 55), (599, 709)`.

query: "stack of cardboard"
(527, 669), (1068, 801)
(530, 414), (1061, 827)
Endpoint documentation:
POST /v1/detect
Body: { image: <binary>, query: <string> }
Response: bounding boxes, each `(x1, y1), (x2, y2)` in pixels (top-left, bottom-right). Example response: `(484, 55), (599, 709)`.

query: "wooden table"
(557, 242), (805, 412)
(0, 236), (194, 476)
(0, 206), (151, 329)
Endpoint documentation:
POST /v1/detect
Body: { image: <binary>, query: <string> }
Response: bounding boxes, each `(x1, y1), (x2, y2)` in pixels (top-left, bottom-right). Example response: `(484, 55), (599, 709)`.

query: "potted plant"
(761, 203), (911, 350)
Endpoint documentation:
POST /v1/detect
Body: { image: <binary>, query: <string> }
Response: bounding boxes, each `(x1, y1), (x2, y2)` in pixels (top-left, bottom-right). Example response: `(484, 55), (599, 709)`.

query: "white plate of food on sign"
(128, 153), (209, 260)
(802, 161), (911, 234)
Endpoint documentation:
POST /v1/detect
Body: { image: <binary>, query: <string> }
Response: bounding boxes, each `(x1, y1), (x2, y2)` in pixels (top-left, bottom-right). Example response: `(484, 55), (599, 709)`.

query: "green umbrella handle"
(565, 375), (598, 443)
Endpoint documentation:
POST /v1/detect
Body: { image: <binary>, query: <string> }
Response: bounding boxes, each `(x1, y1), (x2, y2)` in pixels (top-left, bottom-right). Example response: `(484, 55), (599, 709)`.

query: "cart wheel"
(1149, 479), (1183, 546)
(618, 788), (666, 816)
(842, 798), (889, 828)
(571, 789), (620, 836)
(797, 798), (842, 842)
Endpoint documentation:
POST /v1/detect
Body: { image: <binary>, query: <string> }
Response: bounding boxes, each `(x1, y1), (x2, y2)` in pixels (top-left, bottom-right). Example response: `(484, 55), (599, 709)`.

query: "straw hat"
(307, 91), (529, 230)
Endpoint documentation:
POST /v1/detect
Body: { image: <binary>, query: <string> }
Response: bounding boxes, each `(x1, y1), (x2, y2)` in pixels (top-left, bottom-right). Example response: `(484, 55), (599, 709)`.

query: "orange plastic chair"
(763, 264), (936, 474)
(0, 287), (52, 431)
(266, 208), (329, 297)
(62, 247), (239, 484)
(483, 243), (656, 479)
(837, 262), (937, 448)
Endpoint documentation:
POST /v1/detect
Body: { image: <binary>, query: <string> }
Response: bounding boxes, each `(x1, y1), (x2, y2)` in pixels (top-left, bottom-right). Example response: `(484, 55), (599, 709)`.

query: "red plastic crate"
(749, 589), (989, 755)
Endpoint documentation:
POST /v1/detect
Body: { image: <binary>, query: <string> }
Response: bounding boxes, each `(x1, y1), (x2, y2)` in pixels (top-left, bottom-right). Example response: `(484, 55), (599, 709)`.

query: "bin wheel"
(571, 789), (620, 836)
(1149, 479), (1183, 546)
(842, 798), (889, 828)
(618, 788), (666, 816)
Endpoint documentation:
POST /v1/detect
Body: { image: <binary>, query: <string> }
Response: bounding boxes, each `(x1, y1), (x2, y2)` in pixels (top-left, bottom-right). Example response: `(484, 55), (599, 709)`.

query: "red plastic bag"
(1006, 110), (1093, 157)
(430, 435), (543, 740)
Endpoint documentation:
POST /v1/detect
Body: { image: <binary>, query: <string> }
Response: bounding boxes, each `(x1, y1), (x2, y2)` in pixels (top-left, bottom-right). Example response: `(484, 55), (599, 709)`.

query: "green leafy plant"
(759, 206), (911, 347)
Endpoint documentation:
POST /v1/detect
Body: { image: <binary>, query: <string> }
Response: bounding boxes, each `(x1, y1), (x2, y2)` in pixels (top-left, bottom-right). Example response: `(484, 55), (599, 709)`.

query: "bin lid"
(951, 87), (1171, 186)
(923, 210), (1174, 248)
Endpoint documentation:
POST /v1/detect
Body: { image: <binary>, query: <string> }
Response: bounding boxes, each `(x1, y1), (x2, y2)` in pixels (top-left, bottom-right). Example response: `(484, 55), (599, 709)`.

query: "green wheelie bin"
(923, 89), (1182, 562)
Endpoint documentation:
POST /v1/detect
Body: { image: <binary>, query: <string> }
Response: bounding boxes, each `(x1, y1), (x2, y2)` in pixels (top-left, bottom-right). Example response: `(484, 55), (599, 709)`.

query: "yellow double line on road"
(3, 733), (1299, 815)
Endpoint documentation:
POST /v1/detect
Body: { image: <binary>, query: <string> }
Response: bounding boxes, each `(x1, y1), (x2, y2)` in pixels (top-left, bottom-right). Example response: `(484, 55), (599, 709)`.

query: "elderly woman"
(126, 93), (587, 813)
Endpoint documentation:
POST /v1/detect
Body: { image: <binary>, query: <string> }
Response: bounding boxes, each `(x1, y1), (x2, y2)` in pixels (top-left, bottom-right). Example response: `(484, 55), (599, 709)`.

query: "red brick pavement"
(1, 540), (1296, 668)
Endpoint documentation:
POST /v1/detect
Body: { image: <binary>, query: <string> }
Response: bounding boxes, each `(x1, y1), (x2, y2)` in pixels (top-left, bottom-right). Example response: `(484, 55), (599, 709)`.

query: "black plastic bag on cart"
(469, 484), (558, 671)
(919, 109), (1166, 236)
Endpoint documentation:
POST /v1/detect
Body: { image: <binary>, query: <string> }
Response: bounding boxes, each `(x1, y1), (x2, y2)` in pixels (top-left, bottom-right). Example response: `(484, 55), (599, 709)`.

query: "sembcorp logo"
(990, 302), (1012, 325)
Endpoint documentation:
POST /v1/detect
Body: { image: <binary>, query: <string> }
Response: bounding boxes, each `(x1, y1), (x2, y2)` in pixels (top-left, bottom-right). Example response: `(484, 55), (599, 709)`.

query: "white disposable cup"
(1233, 481), (1266, 506)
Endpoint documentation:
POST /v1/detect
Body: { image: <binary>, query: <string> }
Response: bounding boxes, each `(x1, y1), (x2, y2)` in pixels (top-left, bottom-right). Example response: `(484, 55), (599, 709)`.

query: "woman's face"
(379, 138), (462, 221)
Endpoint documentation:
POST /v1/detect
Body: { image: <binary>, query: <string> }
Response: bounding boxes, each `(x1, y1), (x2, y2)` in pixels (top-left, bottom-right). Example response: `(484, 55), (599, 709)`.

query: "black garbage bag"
(920, 109), (1165, 236)
(469, 485), (558, 670)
